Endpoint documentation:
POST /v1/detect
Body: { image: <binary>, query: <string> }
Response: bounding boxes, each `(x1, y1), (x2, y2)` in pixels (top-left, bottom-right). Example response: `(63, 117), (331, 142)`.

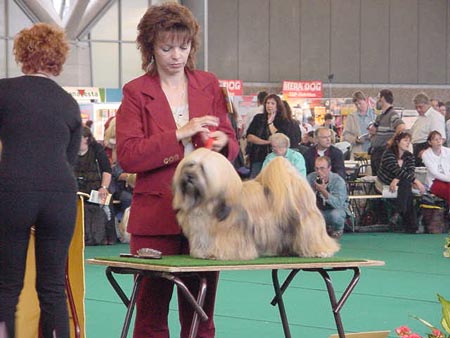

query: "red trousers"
(430, 179), (450, 205)
(130, 235), (218, 338)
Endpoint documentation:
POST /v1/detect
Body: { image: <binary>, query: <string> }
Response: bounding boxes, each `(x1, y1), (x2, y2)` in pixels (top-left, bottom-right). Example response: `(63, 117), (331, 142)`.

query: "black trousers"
(370, 146), (385, 176)
(396, 179), (418, 232)
(413, 142), (428, 167)
(0, 191), (77, 338)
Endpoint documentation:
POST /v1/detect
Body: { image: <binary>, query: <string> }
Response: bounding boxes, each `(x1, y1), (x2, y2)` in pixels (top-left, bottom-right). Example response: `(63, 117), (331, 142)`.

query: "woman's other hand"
(204, 130), (229, 152)
(413, 179), (426, 194)
(390, 178), (399, 192)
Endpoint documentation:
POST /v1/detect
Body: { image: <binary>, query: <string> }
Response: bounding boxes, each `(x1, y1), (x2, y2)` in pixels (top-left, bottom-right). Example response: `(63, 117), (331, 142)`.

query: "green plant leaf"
(437, 294), (450, 334)
(411, 314), (436, 329)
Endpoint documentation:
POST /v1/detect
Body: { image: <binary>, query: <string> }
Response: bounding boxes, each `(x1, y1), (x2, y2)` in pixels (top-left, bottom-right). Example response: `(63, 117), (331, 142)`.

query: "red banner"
(219, 79), (243, 96)
(282, 80), (323, 98)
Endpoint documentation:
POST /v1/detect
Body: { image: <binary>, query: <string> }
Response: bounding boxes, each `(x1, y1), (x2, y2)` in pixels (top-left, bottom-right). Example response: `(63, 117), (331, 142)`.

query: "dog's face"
(173, 148), (242, 212)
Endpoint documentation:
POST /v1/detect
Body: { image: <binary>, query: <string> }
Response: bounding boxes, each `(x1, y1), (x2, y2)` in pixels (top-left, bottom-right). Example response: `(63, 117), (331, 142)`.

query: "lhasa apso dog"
(173, 148), (340, 260)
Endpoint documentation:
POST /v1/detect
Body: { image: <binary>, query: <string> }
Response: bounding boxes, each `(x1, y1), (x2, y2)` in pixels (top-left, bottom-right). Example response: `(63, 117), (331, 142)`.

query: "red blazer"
(116, 70), (239, 236)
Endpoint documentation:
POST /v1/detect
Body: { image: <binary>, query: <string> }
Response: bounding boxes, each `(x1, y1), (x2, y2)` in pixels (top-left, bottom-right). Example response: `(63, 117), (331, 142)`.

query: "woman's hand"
(98, 186), (109, 204)
(413, 179), (426, 194)
(390, 178), (399, 192)
(204, 130), (229, 152)
(176, 116), (219, 140)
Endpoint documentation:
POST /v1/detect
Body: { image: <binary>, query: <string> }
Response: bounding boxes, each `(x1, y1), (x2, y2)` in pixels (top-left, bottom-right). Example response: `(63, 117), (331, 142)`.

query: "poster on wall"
(78, 103), (120, 140)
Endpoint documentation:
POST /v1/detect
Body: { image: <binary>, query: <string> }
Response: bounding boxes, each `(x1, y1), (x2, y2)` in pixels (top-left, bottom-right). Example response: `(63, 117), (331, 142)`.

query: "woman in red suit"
(116, 3), (239, 338)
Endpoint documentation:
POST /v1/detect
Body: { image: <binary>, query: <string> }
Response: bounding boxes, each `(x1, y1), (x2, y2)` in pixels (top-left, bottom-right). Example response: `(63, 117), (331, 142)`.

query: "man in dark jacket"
(304, 127), (346, 179)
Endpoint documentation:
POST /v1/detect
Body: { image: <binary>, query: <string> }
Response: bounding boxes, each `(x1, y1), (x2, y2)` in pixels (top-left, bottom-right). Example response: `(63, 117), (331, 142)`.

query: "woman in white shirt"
(422, 130), (450, 204)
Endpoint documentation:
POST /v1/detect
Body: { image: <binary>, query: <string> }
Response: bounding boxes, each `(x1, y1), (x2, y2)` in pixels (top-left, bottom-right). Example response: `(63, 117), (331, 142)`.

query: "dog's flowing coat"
(173, 148), (340, 260)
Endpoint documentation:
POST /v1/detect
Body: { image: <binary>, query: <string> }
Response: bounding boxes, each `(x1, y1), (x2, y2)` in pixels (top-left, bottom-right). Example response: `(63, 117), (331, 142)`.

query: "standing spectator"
(0, 23), (82, 338)
(414, 93), (446, 140)
(445, 101), (450, 146)
(422, 131), (450, 204)
(303, 127), (346, 179)
(283, 100), (302, 150)
(376, 132), (426, 233)
(438, 101), (446, 116)
(368, 89), (405, 175)
(342, 91), (375, 159)
(304, 115), (317, 131)
(322, 113), (339, 140)
(410, 93), (437, 166)
(246, 94), (292, 178)
(262, 133), (306, 177)
(116, 3), (239, 338)
(242, 90), (267, 136)
(430, 98), (439, 111)
(307, 156), (348, 239)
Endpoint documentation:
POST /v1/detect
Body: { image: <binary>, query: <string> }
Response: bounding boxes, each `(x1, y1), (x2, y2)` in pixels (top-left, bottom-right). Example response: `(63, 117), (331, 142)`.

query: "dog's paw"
(315, 251), (334, 258)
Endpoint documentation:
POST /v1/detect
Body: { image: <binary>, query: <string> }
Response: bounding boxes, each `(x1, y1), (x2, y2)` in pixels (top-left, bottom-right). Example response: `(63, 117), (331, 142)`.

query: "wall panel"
(389, 0), (418, 83)
(269, 0), (300, 81)
(300, 0), (330, 81)
(204, 0), (450, 86)
(360, 0), (390, 84)
(417, 0), (447, 84)
(207, 0), (239, 79)
(238, 0), (269, 81)
(330, 0), (360, 83)
(448, 1), (450, 84)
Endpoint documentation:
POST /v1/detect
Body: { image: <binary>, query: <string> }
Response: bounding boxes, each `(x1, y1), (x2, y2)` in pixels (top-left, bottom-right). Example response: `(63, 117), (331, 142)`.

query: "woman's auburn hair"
(137, 2), (200, 75)
(14, 23), (69, 76)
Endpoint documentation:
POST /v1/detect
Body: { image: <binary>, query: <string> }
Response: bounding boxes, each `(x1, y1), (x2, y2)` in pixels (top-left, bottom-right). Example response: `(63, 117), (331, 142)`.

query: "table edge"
(87, 258), (386, 273)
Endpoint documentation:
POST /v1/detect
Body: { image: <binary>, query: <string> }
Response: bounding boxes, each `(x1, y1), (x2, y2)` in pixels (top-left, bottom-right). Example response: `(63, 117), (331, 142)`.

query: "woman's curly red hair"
(14, 23), (69, 76)
(137, 2), (200, 75)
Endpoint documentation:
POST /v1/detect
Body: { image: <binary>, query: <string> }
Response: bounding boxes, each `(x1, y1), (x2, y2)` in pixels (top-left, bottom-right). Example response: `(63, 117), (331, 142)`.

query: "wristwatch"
(101, 185), (108, 190)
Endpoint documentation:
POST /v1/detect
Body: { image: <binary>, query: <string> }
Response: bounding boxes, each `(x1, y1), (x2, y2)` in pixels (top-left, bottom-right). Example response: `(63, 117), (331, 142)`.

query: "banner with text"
(282, 80), (323, 99)
(219, 79), (243, 96)
(64, 87), (101, 103)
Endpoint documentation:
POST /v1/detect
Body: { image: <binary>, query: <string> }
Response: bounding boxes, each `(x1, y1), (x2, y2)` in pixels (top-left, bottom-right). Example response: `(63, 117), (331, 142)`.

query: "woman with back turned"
(0, 23), (82, 338)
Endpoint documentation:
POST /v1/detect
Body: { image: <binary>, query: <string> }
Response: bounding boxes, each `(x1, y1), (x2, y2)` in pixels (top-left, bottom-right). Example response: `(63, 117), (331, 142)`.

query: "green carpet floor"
(84, 233), (450, 337)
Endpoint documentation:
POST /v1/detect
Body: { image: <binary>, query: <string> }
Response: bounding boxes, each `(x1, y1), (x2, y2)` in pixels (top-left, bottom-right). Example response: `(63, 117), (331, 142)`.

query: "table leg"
(121, 274), (143, 338)
(271, 269), (295, 338)
(163, 274), (208, 338)
(313, 267), (361, 338)
(105, 268), (209, 338)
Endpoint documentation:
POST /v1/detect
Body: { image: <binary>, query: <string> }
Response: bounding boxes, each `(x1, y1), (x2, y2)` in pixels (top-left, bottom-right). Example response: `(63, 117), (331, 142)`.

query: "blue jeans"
(321, 208), (346, 231)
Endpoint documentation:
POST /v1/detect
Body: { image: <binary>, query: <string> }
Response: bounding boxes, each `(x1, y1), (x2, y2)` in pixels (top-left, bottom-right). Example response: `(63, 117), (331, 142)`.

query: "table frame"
(88, 258), (384, 338)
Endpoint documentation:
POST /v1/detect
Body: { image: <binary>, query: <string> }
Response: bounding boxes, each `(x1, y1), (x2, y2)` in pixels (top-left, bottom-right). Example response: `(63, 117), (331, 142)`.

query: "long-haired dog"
(173, 148), (340, 260)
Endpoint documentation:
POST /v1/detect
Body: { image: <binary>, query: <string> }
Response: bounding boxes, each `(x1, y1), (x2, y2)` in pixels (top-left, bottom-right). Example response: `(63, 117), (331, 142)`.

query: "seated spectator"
(422, 131), (450, 204)
(103, 116), (136, 220)
(375, 132), (426, 233)
(303, 127), (346, 179)
(74, 126), (116, 245)
(307, 156), (348, 239)
(262, 133), (306, 177)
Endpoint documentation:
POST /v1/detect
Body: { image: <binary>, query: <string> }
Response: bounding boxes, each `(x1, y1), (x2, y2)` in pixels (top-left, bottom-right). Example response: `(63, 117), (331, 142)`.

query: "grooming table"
(88, 255), (385, 338)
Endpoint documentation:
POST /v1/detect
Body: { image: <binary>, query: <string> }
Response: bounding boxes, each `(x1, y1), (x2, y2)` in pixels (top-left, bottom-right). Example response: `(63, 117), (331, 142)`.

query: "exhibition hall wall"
(1, 0), (450, 108)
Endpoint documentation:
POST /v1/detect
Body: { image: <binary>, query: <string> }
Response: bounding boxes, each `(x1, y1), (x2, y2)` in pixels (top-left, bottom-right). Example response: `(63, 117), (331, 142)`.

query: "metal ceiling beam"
(13, 0), (62, 26)
(73, 0), (117, 40)
(63, 0), (90, 40)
